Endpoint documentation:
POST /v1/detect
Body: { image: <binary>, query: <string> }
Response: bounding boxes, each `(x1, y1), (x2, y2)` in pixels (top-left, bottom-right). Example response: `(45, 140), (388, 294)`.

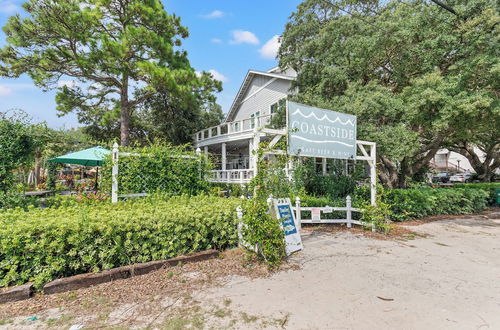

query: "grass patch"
(45, 314), (74, 327)
(0, 319), (13, 326)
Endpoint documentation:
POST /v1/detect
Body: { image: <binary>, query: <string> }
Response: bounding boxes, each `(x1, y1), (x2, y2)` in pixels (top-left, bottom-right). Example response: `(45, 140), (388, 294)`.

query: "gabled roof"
(225, 68), (296, 122)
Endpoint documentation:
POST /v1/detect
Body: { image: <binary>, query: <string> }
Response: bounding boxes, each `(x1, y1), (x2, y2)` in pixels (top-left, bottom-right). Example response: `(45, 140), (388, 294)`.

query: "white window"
(270, 99), (286, 114)
(250, 111), (261, 129)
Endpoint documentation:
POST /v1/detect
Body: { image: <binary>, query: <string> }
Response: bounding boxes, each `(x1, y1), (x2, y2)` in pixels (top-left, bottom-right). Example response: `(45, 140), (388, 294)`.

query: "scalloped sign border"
(287, 101), (357, 159)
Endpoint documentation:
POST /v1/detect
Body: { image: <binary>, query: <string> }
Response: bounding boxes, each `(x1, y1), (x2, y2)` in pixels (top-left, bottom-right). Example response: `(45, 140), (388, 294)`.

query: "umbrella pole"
(95, 167), (99, 191)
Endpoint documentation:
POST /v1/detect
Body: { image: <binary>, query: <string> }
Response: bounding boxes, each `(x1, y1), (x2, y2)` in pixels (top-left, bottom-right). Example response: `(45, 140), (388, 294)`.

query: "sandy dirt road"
(199, 211), (500, 330)
(1, 211), (499, 329)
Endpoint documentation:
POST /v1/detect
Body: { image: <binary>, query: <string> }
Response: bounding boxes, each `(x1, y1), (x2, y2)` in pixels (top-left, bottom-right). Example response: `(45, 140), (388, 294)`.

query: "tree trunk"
(34, 149), (42, 187)
(378, 156), (399, 188)
(120, 77), (130, 146)
(450, 142), (500, 182)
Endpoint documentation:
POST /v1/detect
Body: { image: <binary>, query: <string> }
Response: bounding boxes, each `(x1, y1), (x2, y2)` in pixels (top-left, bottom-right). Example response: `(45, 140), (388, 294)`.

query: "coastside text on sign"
(287, 101), (357, 160)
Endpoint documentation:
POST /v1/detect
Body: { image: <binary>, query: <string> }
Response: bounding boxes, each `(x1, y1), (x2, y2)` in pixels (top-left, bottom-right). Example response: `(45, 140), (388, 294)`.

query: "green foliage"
(241, 199), (287, 268)
(45, 162), (57, 191)
(268, 99), (287, 129)
(101, 143), (210, 196)
(0, 195), (241, 289)
(292, 158), (363, 199)
(138, 71), (224, 145)
(453, 183), (500, 205)
(240, 143), (294, 268)
(0, 191), (39, 210)
(279, 0), (500, 187)
(0, 112), (37, 191)
(383, 187), (490, 222)
(359, 199), (393, 233)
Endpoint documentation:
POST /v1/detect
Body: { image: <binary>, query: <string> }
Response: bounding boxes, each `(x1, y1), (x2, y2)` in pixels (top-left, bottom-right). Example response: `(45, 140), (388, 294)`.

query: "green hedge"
(0, 195), (242, 289)
(383, 187), (490, 222)
(298, 184), (496, 223)
(453, 183), (499, 205)
(101, 144), (210, 196)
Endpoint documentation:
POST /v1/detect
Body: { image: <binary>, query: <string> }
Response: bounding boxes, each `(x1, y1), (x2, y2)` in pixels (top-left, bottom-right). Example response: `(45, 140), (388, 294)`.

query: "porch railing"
(195, 114), (273, 143)
(208, 169), (254, 184)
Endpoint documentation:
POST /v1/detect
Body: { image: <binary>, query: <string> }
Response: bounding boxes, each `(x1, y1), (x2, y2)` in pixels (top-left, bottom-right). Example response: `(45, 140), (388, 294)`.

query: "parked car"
(450, 173), (472, 183)
(432, 172), (453, 183)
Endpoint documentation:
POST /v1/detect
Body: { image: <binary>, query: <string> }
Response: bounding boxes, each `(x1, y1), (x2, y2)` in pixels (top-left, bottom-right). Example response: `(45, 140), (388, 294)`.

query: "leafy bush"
(241, 198), (286, 268)
(0, 191), (39, 210)
(292, 158), (363, 199)
(360, 200), (393, 233)
(101, 143), (210, 196)
(296, 184), (493, 224)
(0, 195), (241, 288)
(0, 112), (37, 192)
(453, 183), (500, 205)
(383, 187), (489, 221)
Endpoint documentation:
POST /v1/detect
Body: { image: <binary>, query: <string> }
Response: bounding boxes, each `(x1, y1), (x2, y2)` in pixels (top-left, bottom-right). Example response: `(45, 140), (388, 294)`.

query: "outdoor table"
(24, 190), (55, 198)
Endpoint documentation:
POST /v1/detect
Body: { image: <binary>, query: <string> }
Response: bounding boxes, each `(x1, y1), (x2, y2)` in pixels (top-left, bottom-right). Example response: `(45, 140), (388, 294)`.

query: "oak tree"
(280, 0), (499, 186)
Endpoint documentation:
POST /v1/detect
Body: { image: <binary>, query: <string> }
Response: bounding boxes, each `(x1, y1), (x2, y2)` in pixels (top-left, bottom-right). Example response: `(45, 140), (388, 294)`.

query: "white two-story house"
(195, 66), (490, 185)
(194, 67), (297, 183)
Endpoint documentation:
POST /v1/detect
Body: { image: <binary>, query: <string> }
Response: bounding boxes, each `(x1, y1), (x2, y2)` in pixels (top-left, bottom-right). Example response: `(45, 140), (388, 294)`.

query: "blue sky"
(0, 0), (302, 128)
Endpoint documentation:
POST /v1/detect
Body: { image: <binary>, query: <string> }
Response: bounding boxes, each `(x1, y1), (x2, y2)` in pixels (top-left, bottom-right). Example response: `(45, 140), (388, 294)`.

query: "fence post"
(236, 205), (243, 247)
(111, 142), (119, 203)
(196, 147), (202, 179)
(295, 196), (301, 231)
(346, 195), (352, 228)
(370, 143), (377, 206)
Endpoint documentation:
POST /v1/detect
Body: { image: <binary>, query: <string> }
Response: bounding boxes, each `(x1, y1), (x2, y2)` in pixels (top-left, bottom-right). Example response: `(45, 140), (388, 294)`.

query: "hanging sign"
(274, 198), (303, 255)
(288, 101), (357, 160)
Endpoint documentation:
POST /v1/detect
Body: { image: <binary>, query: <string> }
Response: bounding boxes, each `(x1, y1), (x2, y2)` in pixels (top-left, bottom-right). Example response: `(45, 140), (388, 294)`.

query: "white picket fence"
(236, 195), (375, 242)
(293, 196), (375, 231)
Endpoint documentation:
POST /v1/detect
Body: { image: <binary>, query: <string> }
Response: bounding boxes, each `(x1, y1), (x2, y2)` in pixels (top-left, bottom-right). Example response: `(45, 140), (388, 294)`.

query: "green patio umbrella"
(48, 146), (111, 166)
(48, 146), (111, 190)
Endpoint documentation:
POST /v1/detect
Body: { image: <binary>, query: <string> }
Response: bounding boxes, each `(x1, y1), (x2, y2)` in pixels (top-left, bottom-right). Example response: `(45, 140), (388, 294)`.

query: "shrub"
(0, 191), (39, 210)
(241, 198), (286, 268)
(0, 195), (241, 289)
(453, 183), (500, 205)
(383, 187), (489, 221)
(360, 200), (393, 233)
(101, 143), (210, 196)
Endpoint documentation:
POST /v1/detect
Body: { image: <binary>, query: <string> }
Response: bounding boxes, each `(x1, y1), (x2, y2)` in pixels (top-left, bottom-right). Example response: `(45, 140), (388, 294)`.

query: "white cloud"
(211, 38), (222, 44)
(0, 3), (18, 14)
(230, 30), (259, 45)
(208, 69), (228, 83)
(0, 83), (35, 96)
(0, 85), (13, 96)
(58, 80), (77, 88)
(201, 10), (225, 19)
(259, 35), (281, 59)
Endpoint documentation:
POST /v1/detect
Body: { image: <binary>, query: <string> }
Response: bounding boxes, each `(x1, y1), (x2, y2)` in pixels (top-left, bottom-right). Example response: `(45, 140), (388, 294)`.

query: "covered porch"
(201, 139), (257, 184)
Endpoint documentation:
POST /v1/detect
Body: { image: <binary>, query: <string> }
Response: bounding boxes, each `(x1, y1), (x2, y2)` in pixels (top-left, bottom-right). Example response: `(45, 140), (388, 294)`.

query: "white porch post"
(221, 142), (227, 172)
(322, 158), (327, 175)
(252, 131), (260, 176)
(248, 139), (253, 169)
(204, 146), (208, 157)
